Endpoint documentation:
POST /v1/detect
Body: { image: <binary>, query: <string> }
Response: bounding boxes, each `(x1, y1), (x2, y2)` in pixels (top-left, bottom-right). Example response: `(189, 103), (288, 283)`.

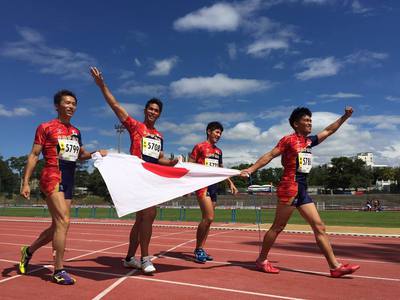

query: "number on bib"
(142, 137), (161, 159)
(205, 158), (219, 167)
(58, 139), (80, 162)
(297, 152), (312, 173)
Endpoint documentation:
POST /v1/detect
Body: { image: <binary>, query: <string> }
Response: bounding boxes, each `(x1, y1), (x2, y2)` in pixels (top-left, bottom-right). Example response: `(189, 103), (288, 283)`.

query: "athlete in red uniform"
(241, 107), (360, 278)
(91, 67), (177, 273)
(189, 122), (238, 263)
(19, 90), (107, 285)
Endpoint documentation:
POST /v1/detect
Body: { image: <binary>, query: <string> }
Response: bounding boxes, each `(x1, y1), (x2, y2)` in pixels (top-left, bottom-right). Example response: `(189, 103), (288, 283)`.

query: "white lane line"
(1, 218), (398, 238)
(277, 266), (400, 282)
(54, 265), (307, 300)
(92, 230), (226, 300)
(92, 269), (138, 300)
(0, 230), (190, 285)
(155, 255), (400, 282)
(68, 264), (307, 300)
(0, 243), (127, 284)
(129, 276), (307, 300)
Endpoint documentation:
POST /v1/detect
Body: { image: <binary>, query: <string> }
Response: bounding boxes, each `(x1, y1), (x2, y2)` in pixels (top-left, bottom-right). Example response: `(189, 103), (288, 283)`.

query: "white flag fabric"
(92, 152), (239, 217)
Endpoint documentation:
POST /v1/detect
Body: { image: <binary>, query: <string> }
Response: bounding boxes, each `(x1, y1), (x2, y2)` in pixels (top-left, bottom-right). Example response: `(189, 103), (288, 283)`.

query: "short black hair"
(289, 107), (312, 129)
(206, 121), (223, 137)
(145, 98), (163, 114)
(54, 89), (77, 105)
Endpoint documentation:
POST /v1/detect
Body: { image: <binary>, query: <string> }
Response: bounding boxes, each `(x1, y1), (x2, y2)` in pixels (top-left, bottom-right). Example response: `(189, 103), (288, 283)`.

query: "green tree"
(230, 163), (252, 188)
(75, 160), (90, 188)
(327, 157), (371, 190)
(0, 156), (18, 193)
(6, 156), (27, 193)
(87, 169), (111, 203)
(259, 168), (282, 186)
(308, 165), (329, 187)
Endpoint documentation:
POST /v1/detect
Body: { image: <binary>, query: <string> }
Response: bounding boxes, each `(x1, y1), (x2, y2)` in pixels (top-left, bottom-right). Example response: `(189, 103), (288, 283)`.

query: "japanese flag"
(93, 152), (239, 217)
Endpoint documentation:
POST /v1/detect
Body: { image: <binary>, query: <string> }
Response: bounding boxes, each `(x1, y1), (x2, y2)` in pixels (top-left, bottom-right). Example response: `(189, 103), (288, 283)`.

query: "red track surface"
(0, 217), (399, 299)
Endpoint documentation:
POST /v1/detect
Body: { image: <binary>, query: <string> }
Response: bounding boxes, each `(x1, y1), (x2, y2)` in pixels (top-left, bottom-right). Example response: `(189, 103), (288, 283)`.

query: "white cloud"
(0, 27), (96, 80)
(170, 73), (272, 98)
(345, 50), (388, 66)
(295, 57), (342, 80)
(318, 92), (362, 99)
(224, 121), (261, 140)
(386, 96), (400, 102)
(258, 105), (296, 120)
(173, 1), (300, 58)
(178, 146), (189, 152)
(82, 139), (100, 150)
(148, 56), (178, 76)
(0, 104), (34, 117)
(378, 142), (400, 160)
(77, 126), (95, 132)
(174, 133), (203, 146)
(134, 58), (141, 67)
(227, 43), (237, 60)
(351, 0), (373, 15)
(119, 70), (135, 80)
(94, 102), (143, 118)
(116, 80), (167, 96)
(295, 50), (388, 81)
(158, 121), (205, 135)
(193, 112), (248, 123)
(98, 129), (116, 137)
(273, 62), (285, 69)
(173, 3), (241, 32)
(247, 38), (288, 57)
(19, 96), (54, 113)
(352, 115), (400, 130)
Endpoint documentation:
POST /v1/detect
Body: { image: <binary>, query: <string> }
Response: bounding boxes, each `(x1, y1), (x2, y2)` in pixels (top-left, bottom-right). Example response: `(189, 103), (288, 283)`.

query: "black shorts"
(207, 183), (218, 202)
(291, 183), (313, 207)
(59, 166), (75, 200)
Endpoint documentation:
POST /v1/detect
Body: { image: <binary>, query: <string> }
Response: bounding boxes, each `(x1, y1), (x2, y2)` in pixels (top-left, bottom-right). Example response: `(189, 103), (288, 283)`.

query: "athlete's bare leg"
(196, 196), (214, 249)
(297, 203), (340, 269)
(257, 203), (295, 261)
(44, 192), (70, 270)
(126, 206), (157, 258)
(29, 200), (71, 255)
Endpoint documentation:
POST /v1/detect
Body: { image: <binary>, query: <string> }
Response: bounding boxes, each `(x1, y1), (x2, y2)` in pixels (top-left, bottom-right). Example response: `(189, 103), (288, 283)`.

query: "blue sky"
(0, 0), (399, 167)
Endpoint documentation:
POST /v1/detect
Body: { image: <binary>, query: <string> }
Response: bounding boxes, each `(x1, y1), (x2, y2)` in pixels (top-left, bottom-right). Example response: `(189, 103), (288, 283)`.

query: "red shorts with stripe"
(39, 167), (61, 197)
(276, 180), (298, 204)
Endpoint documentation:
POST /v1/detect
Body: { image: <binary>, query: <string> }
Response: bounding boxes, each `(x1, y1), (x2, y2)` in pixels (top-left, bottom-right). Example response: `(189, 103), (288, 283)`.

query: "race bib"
(58, 139), (80, 162)
(297, 152), (312, 173)
(205, 158), (219, 167)
(142, 137), (161, 159)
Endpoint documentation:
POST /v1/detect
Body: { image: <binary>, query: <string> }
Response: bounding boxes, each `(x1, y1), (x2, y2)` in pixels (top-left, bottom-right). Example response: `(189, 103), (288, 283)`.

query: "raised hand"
(344, 106), (353, 118)
(90, 66), (105, 87)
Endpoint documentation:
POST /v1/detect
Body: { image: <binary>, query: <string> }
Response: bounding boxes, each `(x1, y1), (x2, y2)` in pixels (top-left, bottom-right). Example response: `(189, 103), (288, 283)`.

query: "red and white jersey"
(190, 141), (223, 167)
(34, 119), (82, 168)
(122, 116), (163, 164)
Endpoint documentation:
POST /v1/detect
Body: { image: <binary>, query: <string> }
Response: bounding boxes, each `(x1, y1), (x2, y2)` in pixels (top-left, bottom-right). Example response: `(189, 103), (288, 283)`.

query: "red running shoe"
(330, 263), (360, 278)
(256, 259), (280, 274)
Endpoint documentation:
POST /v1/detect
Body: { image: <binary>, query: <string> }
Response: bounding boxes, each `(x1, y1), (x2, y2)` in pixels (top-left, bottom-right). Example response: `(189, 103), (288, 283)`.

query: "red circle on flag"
(142, 162), (189, 178)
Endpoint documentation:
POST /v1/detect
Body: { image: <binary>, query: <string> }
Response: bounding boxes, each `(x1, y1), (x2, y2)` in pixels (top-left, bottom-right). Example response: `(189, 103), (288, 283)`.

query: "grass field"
(1, 206), (399, 228)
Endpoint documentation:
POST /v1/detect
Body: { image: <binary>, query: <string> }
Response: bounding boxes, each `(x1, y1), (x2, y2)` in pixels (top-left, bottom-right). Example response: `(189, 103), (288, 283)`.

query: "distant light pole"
(114, 124), (126, 153)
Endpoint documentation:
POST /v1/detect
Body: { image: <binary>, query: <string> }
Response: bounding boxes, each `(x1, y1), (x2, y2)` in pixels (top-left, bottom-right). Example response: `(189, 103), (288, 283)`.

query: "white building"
(356, 152), (374, 166)
(354, 152), (387, 168)
(375, 179), (397, 191)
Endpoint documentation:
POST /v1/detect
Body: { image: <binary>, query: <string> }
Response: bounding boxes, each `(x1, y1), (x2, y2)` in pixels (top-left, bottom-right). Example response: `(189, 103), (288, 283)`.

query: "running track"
(0, 217), (399, 299)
